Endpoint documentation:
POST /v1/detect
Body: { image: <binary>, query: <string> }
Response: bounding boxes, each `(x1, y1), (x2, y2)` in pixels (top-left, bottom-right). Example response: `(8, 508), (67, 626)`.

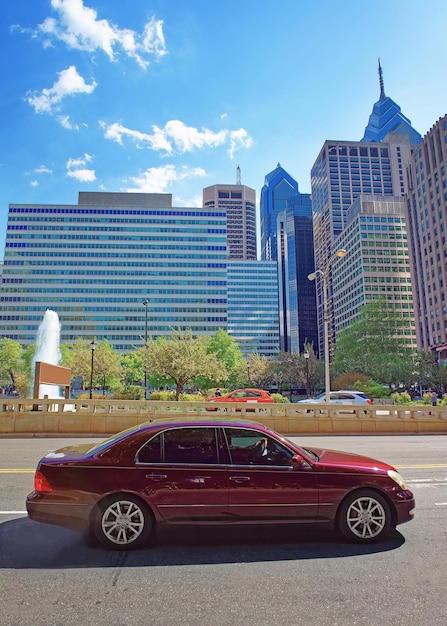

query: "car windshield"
(280, 434), (319, 462)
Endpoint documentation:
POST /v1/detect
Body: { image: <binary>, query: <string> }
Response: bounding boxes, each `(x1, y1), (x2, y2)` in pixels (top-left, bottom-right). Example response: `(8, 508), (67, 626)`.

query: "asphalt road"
(1, 434), (446, 626)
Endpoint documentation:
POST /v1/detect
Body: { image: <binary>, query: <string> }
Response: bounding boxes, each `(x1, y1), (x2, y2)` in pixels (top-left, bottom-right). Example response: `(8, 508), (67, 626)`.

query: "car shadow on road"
(0, 517), (405, 569)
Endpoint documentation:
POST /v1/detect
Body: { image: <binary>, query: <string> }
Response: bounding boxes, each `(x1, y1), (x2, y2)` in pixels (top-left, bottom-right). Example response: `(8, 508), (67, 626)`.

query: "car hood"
(305, 447), (393, 473)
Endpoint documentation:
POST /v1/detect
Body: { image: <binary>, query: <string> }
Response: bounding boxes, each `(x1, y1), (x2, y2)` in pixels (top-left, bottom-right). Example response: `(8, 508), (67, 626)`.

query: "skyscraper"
(405, 114), (447, 358)
(310, 64), (421, 359)
(260, 164), (299, 261)
(277, 192), (318, 353)
(202, 169), (256, 260)
(362, 60), (422, 145)
(332, 195), (417, 351)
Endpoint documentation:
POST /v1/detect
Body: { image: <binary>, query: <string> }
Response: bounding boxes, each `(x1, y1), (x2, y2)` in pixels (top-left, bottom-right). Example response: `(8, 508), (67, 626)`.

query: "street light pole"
(247, 361), (250, 385)
(89, 339), (97, 400)
(143, 300), (149, 400)
(304, 349), (310, 398)
(308, 249), (347, 403)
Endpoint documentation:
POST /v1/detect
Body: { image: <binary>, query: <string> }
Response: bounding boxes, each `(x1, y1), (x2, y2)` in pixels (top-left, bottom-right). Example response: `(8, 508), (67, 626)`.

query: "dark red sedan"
(26, 420), (415, 550)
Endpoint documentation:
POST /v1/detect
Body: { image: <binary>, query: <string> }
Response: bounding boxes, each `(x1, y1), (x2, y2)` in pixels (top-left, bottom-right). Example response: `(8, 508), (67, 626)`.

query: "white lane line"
(435, 503), (447, 506)
(0, 511), (27, 515)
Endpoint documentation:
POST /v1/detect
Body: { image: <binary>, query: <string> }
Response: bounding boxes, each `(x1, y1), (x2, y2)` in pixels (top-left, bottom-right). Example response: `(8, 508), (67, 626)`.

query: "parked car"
(207, 388), (274, 410)
(26, 419), (415, 550)
(296, 390), (371, 405)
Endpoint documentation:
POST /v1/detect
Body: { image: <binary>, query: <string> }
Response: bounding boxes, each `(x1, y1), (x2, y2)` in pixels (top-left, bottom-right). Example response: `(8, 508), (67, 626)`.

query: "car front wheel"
(337, 490), (392, 543)
(93, 495), (154, 550)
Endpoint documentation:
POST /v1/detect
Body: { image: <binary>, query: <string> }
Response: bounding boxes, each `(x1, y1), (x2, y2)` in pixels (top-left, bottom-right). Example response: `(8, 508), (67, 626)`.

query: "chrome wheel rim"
(101, 500), (145, 545)
(346, 496), (386, 539)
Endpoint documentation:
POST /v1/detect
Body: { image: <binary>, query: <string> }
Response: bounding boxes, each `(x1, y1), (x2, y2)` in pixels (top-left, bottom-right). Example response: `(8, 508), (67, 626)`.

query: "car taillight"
(34, 470), (53, 493)
(367, 399), (372, 404)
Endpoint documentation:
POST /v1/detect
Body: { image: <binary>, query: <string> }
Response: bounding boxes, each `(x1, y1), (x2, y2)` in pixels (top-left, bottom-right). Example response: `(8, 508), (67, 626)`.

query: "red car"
(208, 388), (274, 409)
(26, 419), (415, 550)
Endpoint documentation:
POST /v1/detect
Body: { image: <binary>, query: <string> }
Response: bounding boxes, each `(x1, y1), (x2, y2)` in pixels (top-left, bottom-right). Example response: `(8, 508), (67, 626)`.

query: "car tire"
(337, 489), (392, 543)
(93, 494), (154, 550)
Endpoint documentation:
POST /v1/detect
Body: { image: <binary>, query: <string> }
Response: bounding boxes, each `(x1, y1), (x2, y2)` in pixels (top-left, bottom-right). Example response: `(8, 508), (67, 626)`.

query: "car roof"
(151, 418), (264, 428)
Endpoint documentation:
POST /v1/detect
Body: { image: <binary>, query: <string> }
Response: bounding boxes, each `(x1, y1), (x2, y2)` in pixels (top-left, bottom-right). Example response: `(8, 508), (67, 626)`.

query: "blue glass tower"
(362, 60), (422, 145)
(277, 193), (318, 353)
(260, 164), (299, 261)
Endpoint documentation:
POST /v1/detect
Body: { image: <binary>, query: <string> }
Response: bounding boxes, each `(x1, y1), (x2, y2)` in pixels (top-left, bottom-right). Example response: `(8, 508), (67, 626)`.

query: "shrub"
(391, 391), (412, 405)
(272, 393), (289, 403)
(149, 391), (176, 401)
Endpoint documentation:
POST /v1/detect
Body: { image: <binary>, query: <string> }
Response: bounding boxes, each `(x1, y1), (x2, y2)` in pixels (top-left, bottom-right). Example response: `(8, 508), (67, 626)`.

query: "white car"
(297, 390), (371, 405)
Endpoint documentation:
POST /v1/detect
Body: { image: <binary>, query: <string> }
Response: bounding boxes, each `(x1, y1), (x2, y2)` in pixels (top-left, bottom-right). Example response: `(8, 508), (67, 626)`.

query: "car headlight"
(387, 470), (408, 490)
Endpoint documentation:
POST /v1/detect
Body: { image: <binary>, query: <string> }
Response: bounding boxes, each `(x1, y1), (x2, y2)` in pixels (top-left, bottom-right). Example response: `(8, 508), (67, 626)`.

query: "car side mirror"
(292, 454), (309, 469)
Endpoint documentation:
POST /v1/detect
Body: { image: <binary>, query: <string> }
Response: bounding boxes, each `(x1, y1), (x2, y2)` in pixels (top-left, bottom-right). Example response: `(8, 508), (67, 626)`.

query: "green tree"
(199, 329), (246, 390)
(0, 338), (23, 387)
(333, 298), (413, 386)
(93, 339), (122, 394)
(142, 328), (227, 400)
(247, 353), (270, 388)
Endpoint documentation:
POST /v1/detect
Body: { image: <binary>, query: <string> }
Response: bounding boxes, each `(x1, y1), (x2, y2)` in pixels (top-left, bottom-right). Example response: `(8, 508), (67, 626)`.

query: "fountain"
(32, 309), (63, 399)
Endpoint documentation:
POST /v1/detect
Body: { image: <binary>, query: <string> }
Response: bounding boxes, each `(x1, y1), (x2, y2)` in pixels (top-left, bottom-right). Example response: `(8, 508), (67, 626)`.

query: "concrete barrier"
(0, 399), (446, 436)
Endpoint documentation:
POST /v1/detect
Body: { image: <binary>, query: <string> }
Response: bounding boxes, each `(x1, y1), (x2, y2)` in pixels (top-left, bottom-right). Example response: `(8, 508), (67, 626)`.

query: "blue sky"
(1, 0), (447, 257)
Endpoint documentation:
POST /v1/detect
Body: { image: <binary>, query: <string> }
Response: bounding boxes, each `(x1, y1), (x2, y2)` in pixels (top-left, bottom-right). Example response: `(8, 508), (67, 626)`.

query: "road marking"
(435, 503), (447, 506)
(0, 511), (27, 515)
(395, 464), (447, 469)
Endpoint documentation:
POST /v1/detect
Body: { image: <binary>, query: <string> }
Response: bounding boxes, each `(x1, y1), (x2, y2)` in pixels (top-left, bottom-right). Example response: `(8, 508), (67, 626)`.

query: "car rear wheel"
(337, 490), (392, 543)
(93, 495), (154, 550)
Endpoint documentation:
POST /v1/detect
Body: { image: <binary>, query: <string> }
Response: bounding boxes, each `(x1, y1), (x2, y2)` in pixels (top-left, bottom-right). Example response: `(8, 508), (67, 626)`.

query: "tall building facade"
(406, 114), (447, 358)
(202, 179), (256, 260)
(260, 164), (298, 261)
(310, 65), (422, 359)
(277, 192), (318, 353)
(1, 192), (229, 350)
(227, 260), (279, 357)
(310, 135), (414, 357)
(362, 61), (422, 145)
(332, 195), (417, 350)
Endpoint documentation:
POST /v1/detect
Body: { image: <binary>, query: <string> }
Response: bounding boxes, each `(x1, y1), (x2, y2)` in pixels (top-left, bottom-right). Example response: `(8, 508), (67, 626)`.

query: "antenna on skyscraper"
(236, 165), (241, 185)
(378, 58), (385, 100)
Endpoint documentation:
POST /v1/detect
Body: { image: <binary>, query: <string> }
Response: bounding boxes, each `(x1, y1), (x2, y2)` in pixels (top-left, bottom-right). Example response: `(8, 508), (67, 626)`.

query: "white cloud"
(58, 114), (79, 130)
(31, 180), (39, 187)
(101, 119), (253, 157)
(38, 0), (166, 68)
(228, 128), (253, 158)
(26, 65), (96, 114)
(126, 164), (206, 193)
(66, 152), (95, 181)
(67, 168), (96, 182)
(35, 165), (53, 174)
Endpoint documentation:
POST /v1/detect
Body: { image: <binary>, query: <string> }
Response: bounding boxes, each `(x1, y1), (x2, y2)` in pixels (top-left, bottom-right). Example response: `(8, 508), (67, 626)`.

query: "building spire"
(236, 164), (241, 185)
(378, 58), (385, 100)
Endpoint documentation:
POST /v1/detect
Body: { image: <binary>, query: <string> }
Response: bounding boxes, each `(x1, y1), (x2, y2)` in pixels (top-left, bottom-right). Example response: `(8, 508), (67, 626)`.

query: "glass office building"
(0, 192), (229, 350)
(260, 164), (299, 261)
(277, 193), (318, 354)
(227, 260), (279, 357)
(331, 195), (417, 351)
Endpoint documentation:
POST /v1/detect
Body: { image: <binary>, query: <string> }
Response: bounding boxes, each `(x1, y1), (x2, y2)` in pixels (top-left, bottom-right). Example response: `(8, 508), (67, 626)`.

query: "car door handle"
(229, 476), (251, 483)
(146, 473), (168, 481)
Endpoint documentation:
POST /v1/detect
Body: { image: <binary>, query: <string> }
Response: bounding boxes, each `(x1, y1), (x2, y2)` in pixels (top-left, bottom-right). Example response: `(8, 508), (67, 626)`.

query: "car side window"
(224, 428), (293, 467)
(163, 427), (219, 464)
(137, 434), (162, 463)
